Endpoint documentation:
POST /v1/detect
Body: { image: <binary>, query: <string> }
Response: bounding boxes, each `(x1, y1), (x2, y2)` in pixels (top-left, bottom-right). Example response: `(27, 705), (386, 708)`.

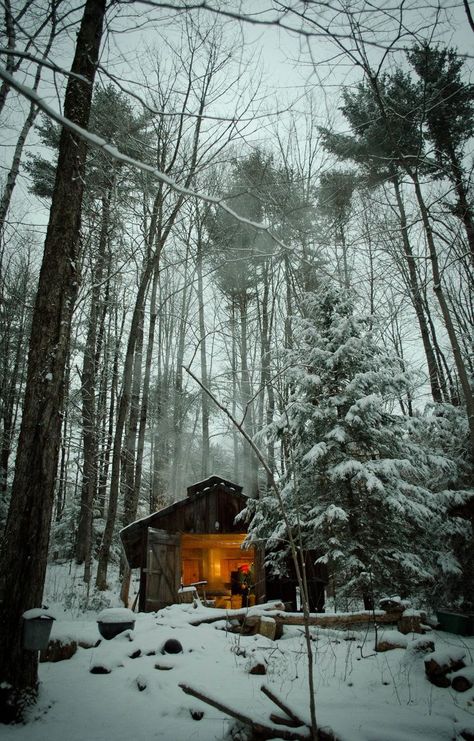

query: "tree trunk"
(170, 263), (191, 500)
(0, 9), (57, 235)
(446, 143), (474, 269)
(133, 267), (160, 516)
(119, 267), (160, 607)
(0, 272), (29, 502)
(231, 303), (239, 482)
(56, 357), (70, 525)
(76, 192), (111, 581)
(0, 0), (15, 116)
(196, 233), (210, 478)
(239, 293), (259, 497)
(259, 264), (275, 487)
(391, 174), (444, 404)
(411, 173), (474, 459)
(0, 0), (106, 722)
(96, 261), (153, 590)
(121, 306), (145, 526)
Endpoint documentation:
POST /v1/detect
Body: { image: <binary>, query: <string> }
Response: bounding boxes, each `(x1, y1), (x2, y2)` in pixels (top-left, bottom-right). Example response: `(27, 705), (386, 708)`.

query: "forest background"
(0, 0), (473, 723)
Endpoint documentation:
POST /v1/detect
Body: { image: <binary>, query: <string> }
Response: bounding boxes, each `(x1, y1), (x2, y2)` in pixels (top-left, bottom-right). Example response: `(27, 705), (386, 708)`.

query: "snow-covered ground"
(4, 563), (474, 741)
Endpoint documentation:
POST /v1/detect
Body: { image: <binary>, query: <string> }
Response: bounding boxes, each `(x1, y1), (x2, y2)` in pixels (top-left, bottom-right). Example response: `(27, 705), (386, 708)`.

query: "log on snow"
(190, 607), (403, 629)
(451, 667), (474, 693)
(189, 601), (286, 626)
(271, 610), (404, 627)
(425, 652), (466, 687)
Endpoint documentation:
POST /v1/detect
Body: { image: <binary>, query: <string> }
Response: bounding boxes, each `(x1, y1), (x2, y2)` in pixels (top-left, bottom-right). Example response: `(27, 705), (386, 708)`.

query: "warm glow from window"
(180, 533), (254, 595)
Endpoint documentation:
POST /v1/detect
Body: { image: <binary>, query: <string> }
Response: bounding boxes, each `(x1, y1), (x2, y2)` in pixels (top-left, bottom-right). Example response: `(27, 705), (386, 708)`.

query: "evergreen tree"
(416, 403), (474, 610)
(320, 64), (474, 456)
(407, 43), (474, 267)
(206, 150), (315, 495)
(249, 285), (451, 607)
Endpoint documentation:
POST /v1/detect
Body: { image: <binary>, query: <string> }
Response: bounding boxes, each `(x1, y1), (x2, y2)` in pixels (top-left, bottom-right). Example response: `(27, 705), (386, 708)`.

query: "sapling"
(185, 365), (320, 741)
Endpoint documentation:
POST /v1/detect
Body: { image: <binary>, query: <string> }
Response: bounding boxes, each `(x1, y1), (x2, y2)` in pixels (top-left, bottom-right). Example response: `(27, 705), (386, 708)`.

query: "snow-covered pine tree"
(249, 284), (450, 609)
(412, 403), (474, 610)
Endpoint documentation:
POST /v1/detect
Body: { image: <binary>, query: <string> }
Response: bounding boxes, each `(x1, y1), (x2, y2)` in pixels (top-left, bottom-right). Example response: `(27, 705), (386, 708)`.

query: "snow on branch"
(0, 65), (290, 252)
(0, 48), (89, 84)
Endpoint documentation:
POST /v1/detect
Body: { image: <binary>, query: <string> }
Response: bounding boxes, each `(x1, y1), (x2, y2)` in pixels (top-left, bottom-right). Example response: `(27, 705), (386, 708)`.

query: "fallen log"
(451, 667), (474, 693)
(179, 683), (310, 740)
(272, 610), (403, 628)
(190, 606), (403, 629)
(425, 649), (466, 687)
(189, 601), (285, 626)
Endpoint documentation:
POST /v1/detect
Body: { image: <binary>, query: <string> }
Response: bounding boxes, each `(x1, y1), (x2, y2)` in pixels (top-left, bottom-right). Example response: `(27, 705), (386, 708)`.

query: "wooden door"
(182, 559), (201, 584)
(145, 528), (180, 610)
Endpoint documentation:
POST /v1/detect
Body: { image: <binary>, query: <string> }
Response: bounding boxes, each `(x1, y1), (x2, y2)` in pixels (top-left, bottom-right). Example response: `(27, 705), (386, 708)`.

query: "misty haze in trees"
(0, 0), (473, 724)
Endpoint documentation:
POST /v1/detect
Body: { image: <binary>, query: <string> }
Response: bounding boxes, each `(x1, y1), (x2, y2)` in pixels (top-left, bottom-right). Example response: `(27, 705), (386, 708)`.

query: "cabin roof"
(186, 474), (242, 497)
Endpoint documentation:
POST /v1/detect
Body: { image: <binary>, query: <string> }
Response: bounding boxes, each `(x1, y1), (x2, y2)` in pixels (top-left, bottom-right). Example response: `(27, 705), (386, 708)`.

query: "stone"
(424, 650), (466, 687)
(241, 616), (260, 636)
(89, 664), (111, 674)
(136, 675), (147, 691)
(249, 663), (266, 675)
(398, 610), (427, 635)
(78, 639), (100, 649)
(161, 638), (183, 654)
(190, 710), (204, 720)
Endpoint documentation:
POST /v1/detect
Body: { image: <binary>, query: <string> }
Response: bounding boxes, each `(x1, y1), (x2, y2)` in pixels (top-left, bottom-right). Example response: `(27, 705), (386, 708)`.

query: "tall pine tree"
(249, 285), (452, 608)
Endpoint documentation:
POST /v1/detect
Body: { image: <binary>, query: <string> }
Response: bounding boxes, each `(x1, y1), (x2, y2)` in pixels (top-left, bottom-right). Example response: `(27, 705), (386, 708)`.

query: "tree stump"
(398, 610), (427, 634)
(451, 667), (474, 693)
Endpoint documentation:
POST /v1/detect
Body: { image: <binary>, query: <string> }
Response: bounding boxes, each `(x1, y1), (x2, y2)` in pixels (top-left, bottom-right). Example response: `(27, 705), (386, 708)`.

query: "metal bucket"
(97, 620), (135, 640)
(22, 616), (55, 651)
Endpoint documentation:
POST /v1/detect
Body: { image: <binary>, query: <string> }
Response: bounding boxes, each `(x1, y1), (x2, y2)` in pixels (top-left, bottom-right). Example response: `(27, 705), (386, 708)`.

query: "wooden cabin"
(120, 475), (264, 612)
(120, 474), (327, 613)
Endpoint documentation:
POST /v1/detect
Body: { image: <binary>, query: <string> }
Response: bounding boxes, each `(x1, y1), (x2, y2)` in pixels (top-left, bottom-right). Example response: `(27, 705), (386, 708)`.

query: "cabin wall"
(128, 485), (261, 611)
(148, 487), (244, 534)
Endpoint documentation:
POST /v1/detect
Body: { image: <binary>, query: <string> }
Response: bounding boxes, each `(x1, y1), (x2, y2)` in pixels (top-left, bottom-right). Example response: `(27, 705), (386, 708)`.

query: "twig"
(261, 684), (306, 727)
(270, 713), (303, 728)
(179, 684), (310, 740)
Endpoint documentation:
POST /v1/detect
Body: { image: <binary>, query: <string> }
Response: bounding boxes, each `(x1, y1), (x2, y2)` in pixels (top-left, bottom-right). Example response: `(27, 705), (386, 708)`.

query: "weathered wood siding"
(122, 484), (250, 569)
